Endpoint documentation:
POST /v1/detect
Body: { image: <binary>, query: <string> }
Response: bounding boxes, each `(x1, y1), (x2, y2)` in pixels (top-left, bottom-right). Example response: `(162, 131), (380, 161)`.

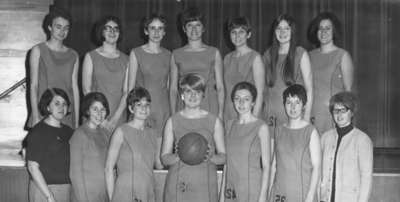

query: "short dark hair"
(308, 11), (342, 46)
(80, 92), (110, 119)
(228, 17), (251, 33)
(180, 7), (205, 28)
(231, 81), (257, 102)
(42, 7), (72, 40)
(179, 73), (206, 94)
(143, 13), (167, 31)
(38, 88), (70, 116)
(329, 91), (357, 114)
(282, 84), (307, 105)
(95, 15), (122, 45)
(127, 87), (151, 110)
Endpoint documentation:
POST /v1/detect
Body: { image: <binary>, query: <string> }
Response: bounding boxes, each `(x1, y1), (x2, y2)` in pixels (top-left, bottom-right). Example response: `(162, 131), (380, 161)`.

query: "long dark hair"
(267, 14), (298, 87)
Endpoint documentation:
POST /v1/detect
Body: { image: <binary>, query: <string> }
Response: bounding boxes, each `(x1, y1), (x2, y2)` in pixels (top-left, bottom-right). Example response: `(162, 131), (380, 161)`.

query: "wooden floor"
(0, 166), (399, 202)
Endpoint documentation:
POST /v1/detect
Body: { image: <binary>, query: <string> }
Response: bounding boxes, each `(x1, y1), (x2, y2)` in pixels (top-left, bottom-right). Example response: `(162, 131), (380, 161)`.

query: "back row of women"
(25, 6), (372, 202)
(28, 7), (353, 134)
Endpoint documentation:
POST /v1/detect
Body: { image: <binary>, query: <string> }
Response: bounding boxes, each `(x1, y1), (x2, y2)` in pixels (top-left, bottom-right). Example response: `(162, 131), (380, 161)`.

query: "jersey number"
(225, 188), (237, 199)
(275, 195), (286, 202)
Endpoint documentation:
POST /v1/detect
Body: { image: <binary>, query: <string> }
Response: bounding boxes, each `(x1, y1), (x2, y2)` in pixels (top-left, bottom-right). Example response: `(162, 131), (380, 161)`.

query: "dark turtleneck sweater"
(330, 124), (354, 202)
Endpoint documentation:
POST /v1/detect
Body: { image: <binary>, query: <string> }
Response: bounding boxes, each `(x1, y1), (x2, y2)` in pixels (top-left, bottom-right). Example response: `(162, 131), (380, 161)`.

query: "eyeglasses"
(332, 107), (349, 114)
(104, 25), (120, 33)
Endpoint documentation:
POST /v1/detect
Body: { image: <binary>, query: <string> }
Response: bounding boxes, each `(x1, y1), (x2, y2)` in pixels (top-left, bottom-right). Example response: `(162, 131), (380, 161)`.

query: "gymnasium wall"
(0, 0), (52, 166)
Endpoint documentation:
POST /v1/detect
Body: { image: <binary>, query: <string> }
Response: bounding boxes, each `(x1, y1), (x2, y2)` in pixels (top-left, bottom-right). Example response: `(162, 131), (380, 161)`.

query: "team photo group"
(24, 6), (373, 202)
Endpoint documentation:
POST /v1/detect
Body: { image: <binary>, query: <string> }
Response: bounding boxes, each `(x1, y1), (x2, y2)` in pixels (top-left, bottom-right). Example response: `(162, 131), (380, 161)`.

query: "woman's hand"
(101, 119), (117, 132)
(203, 144), (212, 163)
(46, 194), (56, 202)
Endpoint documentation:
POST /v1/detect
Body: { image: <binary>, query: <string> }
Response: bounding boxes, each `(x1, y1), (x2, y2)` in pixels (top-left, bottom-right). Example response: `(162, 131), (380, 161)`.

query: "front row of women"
(25, 73), (372, 202)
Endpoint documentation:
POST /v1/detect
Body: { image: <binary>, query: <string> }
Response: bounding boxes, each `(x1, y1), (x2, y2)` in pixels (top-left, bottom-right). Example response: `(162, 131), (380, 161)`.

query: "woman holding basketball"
(105, 87), (158, 202)
(161, 73), (226, 202)
(222, 82), (270, 202)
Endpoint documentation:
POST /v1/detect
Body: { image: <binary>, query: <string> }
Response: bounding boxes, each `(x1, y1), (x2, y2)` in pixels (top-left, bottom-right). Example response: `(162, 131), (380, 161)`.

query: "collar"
(335, 124), (354, 138)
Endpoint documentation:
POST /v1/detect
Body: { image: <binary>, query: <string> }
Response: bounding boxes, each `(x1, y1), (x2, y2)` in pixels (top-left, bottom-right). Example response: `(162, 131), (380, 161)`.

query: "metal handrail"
(0, 78), (26, 100)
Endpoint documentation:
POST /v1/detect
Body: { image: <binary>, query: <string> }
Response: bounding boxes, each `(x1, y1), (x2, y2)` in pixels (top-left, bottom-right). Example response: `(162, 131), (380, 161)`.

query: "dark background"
(53, 0), (400, 149)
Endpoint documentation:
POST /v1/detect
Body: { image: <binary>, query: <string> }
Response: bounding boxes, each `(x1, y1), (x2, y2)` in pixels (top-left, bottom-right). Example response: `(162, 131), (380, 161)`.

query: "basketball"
(177, 132), (209, 165)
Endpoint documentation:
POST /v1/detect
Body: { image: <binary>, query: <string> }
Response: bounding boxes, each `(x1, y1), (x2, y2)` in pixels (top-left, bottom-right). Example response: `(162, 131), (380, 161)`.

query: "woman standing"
(129, 14), (170, 168)
(82, 16), (129, 132)
(169, 7), (224, 118)
(105, 87), (158, 202)
(29, 8), (79, 128)
(269, 84), (320, 202)
(320, 92), (372, 202)
(223, 17), (265, 122)
(26, 88), (73, 202)
(70, 92), (110, 202)
(222, 82), (270, 202)
(308, 12), (354, 134)
(161, 73), (226, 202)
(263, 14), (313, 129)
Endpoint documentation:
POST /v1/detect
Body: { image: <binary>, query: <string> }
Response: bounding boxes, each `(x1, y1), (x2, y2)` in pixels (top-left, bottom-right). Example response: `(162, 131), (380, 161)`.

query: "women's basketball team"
(25, 6), (373, 202)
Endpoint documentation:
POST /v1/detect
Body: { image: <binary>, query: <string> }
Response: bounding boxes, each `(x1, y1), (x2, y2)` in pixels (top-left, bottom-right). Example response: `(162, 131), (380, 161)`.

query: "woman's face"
(48, 17), (70, 41)
(129, 98), (151, 121)
(233, 89), (254, 115)
(145, 19), (166, 43)
(103, 20), (120, 44)
(332, 103), (353, 128)
(284, 95), (304, 120)
(275, 20), (291, 45)
(181, 85), (203, 108)
(88, 101), (107, 127)
(318, 19), (334, 45)
(230, 27), (250, 48)
(47, 95), (68, 121)
(184, 20), (204, 41)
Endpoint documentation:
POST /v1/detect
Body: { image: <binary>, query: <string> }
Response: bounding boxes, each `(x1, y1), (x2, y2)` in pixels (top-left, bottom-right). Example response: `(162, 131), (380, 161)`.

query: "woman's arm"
(69, 130), (88, 201)
(160, 118), (179, 166)
(357, 135), (373, 202)
(29, 45), (41, 126)
(154, 137), (164, 170)
(268, 141), (276, 196)
(219, 165), (227, 202)
(27, 161), (56, 202)
(210, 117), (226, 165)
(214, 50), (225, 119)
(341, 51), (354, 91)
(258, 124), (271, 202)
(252, 54), (265, 118)
(305, 129), (321, 202)
(169, 55), (179, 114)
(105, 127), (124, 200)
(128, 50), (139, 91)
(299, 51), (313, 121)
(71, 55), (80, 128)
(82, 53), (93, 95)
